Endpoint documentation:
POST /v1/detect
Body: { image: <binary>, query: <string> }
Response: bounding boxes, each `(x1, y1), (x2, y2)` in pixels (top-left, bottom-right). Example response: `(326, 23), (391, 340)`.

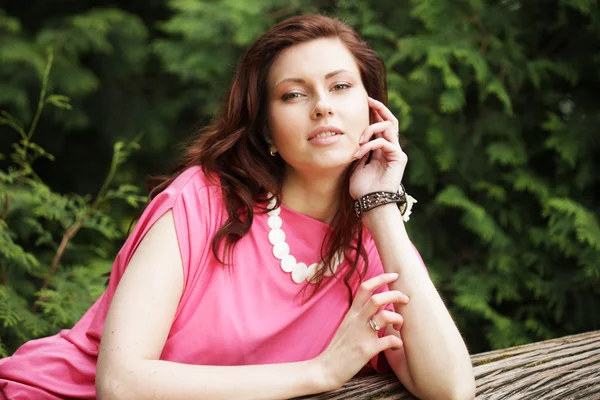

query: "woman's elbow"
(448, 377), (476, 400)
(96, 376), (123, 400)
(422, 375), (475, 400)
(96, 364), (138, 400)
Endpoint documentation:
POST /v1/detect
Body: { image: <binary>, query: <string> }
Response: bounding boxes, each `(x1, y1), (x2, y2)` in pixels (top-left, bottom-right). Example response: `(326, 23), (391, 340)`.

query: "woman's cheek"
(340, 95), (369, 126)
(269, 110), (304, 148)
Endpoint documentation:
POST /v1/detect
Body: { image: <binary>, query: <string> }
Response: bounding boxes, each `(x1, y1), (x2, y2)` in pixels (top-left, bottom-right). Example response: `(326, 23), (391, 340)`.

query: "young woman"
(0, 15), (475, 400)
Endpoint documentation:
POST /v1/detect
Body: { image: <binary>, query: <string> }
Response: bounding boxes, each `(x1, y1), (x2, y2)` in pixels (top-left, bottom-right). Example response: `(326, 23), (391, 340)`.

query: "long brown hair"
(148, 15), (388, 302)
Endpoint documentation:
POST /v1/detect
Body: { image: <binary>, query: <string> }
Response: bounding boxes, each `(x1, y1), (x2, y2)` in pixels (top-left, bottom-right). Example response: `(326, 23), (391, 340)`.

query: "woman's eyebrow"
(274, 69), (353, 89)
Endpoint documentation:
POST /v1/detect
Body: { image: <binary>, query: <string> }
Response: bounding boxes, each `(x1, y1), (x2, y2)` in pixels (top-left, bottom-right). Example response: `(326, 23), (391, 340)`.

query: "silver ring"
(368, 318), (381, 332)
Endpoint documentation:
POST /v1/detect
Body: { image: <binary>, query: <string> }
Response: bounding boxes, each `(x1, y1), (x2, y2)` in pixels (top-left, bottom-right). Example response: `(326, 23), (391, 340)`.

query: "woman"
(0, 15), (475, 400)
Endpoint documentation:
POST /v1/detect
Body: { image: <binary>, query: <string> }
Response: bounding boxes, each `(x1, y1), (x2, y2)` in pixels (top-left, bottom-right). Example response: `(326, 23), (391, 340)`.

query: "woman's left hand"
(349, 97), (407, 200)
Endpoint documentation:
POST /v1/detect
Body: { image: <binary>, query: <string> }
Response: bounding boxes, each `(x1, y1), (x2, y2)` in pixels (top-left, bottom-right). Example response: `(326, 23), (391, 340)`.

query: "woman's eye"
(332, 83), (351, 91)
(282, 92), (302, 100)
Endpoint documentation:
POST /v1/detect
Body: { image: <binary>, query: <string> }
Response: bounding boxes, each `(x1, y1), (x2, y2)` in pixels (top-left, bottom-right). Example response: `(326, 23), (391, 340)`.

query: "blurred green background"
(1, 0), (599, 358)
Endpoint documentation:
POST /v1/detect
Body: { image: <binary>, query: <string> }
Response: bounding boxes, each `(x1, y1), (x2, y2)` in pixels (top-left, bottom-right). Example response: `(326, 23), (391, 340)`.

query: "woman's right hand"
(315, 272), (409, 390)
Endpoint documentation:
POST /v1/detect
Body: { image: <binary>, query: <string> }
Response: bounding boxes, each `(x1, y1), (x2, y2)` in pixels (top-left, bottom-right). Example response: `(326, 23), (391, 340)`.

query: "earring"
(269, 146), (277, 157)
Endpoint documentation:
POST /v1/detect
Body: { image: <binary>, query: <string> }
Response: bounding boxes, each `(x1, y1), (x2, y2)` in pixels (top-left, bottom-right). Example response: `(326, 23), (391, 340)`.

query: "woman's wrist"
(361, 202), (404, 231)
(353, 184), (417, 223)
(310, 355), (339, 393)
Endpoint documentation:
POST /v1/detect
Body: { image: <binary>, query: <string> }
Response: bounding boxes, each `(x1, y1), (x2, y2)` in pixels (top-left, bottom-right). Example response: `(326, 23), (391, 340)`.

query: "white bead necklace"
(267, 197), (344, 284)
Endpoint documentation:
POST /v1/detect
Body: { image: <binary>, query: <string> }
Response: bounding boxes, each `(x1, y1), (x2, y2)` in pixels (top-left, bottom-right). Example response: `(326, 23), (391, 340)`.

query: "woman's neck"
(280, 167), (346, 225)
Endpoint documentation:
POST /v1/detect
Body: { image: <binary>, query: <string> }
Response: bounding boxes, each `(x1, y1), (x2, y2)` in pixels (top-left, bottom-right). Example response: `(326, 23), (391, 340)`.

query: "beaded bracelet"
(354, 184), (408, 218)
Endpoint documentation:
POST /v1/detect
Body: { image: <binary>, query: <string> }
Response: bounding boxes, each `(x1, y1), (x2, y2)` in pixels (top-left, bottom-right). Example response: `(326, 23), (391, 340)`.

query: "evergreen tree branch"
(33, 213), (87, 312)
(0, 171), (25, 221)
(1, 50), (53, 221)
(91, 144), (121, 210)
(465, 13), (490, 55)
(33, 140), (135, 310)
(27, 50), (52, 141)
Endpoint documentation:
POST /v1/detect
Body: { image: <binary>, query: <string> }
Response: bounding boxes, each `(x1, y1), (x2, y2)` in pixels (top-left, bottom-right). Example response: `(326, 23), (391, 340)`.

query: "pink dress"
(0, 166), (398, 399)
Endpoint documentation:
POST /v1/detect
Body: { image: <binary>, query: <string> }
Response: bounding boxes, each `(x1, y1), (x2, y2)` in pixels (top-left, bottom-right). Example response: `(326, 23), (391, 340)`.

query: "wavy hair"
(148, 15), (388, 303)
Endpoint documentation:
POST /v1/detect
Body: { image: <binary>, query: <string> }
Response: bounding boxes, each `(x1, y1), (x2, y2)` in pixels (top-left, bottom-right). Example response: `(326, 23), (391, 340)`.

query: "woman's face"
(266, 38), (370, 175)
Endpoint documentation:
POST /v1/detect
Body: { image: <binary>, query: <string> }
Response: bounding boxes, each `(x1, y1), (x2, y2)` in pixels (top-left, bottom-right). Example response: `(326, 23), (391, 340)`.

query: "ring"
(368, 318), (381, 332)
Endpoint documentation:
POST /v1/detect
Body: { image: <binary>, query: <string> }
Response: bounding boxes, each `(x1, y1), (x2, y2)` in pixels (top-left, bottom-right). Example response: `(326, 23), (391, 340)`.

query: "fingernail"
(359, 134), (365, 143)
(353, 150), (361, 158)
(390, 272), (399, 279)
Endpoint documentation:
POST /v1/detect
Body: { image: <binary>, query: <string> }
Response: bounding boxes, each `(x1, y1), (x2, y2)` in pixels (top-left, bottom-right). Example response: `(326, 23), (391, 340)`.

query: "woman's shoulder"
(162, 166), (221, 201)
(150, 166), (224, 234)
(130, 166), (224, 251)
(149, 166), (223, 217)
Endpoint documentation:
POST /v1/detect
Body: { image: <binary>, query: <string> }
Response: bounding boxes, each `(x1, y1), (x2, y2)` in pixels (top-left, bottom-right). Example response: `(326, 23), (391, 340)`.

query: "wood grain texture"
(300, 330), (600, 400)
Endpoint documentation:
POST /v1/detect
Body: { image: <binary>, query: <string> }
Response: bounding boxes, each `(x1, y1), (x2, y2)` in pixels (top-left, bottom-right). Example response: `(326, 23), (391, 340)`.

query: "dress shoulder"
(72, 166), (225, 349)
(0, 166), (225, 400)
(119, 166), (221, 284)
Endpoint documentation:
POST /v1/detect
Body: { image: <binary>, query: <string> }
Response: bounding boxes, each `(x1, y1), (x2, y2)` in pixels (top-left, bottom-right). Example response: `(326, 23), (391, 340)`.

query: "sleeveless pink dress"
(0, 167), (404, 399)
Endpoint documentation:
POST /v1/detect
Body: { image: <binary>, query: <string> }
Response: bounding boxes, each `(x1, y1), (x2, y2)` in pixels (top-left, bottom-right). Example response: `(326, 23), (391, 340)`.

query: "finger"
(353, 138), (403, 161)
(359, 121), (392, 144)
(368, 97), (399, 139)
(369, 108), (400, 146)
(361, 290), (410, 319)
(361, 120), (398, 147)
(371, 107), (384, 123)
(372, 132), (386, 161)
(372, 310), (404, 332)
(376, 333), (404, 354)
(355, 151), (369, 170)
(368, 97), (399, 132)
(352, 273), (399, 310)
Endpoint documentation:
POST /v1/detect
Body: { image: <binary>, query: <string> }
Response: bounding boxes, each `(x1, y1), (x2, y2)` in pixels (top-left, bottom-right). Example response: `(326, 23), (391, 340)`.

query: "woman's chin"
(301, 155), (356, 174)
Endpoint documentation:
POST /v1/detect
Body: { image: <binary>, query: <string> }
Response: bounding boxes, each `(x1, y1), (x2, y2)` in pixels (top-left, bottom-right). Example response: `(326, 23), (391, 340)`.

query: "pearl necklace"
(267, 197), (344, 284)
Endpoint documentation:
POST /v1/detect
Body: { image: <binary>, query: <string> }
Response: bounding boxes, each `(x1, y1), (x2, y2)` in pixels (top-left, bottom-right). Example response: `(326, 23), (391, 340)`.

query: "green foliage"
(1, 0), (599, 355)
(345, 0), (600, 351)
(153, 0), (318, 114)
(0, 51), (145, 356)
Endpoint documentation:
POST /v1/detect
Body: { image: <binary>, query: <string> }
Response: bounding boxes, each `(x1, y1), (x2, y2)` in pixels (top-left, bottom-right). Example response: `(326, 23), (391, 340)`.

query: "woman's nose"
(311, 97), (334, 119)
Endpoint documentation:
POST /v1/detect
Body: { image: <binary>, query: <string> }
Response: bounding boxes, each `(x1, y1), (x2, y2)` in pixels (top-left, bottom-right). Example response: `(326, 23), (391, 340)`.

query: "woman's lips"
(308, 125), (344, 140)
(308, 132), (343, 145)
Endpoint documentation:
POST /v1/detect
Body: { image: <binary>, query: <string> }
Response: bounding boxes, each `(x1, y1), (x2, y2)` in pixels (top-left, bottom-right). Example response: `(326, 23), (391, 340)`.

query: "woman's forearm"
(97, 357), (330, 400)
(363, 204), (475, 400)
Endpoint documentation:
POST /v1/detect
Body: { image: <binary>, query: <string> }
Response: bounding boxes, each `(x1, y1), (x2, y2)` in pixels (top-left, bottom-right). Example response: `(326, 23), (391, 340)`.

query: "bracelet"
(354, 184), (408, 218)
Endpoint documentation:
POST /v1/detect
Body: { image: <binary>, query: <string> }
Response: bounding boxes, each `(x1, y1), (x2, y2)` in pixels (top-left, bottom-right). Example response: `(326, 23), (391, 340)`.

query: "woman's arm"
(97, 210), (407, 400)
(350, 96), (475, 399)
(362, 204), (476, 400)
(96, 211), (329, 400)
(98, 358), (327, 400)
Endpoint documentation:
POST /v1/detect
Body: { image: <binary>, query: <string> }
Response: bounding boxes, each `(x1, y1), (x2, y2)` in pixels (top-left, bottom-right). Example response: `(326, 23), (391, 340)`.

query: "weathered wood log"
(300, 330), (600, 399)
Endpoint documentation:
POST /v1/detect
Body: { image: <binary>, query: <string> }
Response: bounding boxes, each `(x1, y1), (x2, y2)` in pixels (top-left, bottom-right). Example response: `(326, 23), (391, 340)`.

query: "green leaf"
(545, 198), (600, 251)
(484, 78), (513, 115)
(0, 10), (22, 34)
(435, 185), (510, 248)
(45, 94), (72, 110)
(0, 111), (27, 139)
(439, 88), (465, 113)
(486, 141), (527, 166)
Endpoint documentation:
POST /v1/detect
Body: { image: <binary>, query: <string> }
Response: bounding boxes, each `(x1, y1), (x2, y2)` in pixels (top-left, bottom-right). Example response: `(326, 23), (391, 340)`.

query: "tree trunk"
(300, 330), (600, 399)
